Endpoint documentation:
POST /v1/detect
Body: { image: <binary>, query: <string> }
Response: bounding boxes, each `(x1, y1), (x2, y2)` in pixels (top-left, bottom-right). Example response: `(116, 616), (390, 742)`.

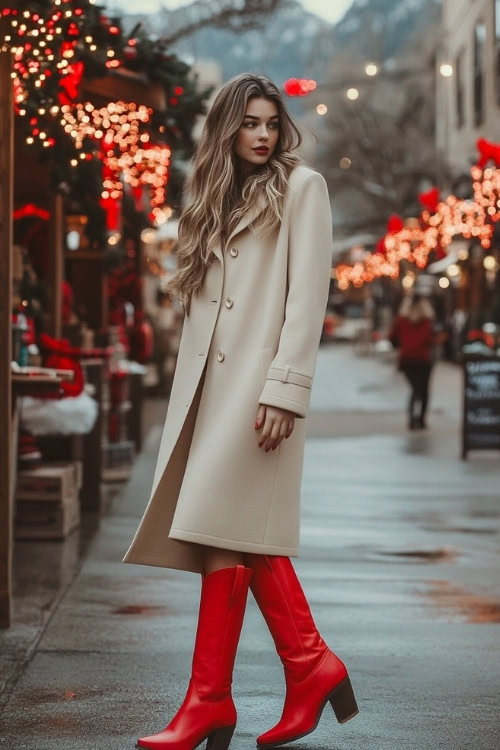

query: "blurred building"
(190, 60), (223, 143)
(437, 0), (500, 183)
(312, 1), (441, 255)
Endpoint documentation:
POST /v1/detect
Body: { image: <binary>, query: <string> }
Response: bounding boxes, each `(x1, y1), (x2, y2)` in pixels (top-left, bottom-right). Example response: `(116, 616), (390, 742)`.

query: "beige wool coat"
(122, 164), (333, 573)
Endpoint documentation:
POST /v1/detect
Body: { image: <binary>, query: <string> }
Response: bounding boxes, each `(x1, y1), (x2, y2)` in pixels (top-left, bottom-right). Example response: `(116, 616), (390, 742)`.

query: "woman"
(390, 294), (435, 430)
(123, 73), (359, 750)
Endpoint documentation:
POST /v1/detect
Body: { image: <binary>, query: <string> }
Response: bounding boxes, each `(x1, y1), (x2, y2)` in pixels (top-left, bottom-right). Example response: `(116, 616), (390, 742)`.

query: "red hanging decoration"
(386, 214), (404, 234)
(38, 333), (84, 398)
(58, 60), (85, 105)
(476, 138), (500, 169)
(13, 203), (50, 221)
(100, 196), (120, 231)
(418, 187), (440, 213)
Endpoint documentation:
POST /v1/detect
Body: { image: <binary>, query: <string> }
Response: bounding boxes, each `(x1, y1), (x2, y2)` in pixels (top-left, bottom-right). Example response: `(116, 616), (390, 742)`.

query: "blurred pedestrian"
(123, 73), (358, 750)
(389, 294), (435, 430)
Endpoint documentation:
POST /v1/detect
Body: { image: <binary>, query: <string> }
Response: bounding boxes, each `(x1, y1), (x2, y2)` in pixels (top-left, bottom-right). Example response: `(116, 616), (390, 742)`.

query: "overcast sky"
(105, 0), (353, 24)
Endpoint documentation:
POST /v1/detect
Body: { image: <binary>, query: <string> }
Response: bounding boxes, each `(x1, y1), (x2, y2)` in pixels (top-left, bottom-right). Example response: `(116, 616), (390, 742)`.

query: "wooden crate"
(16, 463), (77, 502)
(44, 460), (83, 491)
(14, 491), (80, 540)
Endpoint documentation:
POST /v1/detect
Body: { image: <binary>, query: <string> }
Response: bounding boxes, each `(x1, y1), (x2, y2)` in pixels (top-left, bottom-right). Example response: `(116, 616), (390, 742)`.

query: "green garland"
(2, 1), (211, 221)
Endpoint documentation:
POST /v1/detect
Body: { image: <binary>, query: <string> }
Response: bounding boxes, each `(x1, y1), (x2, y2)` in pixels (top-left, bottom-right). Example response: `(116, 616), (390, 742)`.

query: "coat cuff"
(258, 365), (312, 419)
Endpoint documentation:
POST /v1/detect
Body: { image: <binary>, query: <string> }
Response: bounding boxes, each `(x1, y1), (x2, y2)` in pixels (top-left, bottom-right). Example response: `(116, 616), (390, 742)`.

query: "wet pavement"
(1, 344), (499, 749)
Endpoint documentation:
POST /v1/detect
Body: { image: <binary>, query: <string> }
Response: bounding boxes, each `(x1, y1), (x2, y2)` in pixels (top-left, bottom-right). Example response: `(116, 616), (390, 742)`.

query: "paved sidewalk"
(1, 344), (499, 750)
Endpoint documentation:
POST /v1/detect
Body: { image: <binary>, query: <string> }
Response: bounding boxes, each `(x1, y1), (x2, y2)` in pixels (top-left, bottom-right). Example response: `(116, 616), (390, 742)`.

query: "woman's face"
(234, 97), (279, 172)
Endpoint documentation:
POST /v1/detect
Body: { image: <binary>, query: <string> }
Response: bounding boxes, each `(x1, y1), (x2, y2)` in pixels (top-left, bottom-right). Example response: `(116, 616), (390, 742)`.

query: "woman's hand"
(255, 404), (296, 452)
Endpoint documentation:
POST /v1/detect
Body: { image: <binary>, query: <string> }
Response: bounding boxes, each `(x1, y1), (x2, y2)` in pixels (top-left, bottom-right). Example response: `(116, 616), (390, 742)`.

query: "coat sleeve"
(258, 171), (333, 419)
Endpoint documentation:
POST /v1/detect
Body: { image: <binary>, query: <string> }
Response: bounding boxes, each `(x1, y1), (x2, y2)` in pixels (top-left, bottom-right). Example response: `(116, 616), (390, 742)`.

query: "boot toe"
(136, 738), (156, 749)
(256, 727), (281, 747)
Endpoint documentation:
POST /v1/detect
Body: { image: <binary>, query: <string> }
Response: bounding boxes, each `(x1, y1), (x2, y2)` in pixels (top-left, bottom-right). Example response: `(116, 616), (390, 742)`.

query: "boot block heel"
(206, 724), (236, 750)
(328, 675), (359, 724)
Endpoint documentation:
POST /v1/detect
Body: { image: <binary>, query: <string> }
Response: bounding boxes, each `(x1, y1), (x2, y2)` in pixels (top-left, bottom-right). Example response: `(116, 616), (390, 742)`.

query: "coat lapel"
(213, 192), (268, 263)
(228, 191), (268, 244)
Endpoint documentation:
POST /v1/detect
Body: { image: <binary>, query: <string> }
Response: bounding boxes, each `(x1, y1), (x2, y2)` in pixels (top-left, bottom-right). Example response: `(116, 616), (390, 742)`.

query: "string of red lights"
(335, 153), (500, 290)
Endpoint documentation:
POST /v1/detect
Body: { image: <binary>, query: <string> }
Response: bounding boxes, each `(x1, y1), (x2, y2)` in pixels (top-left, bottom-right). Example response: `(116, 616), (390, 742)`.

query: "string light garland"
(471, 165), (500, 224)
(56, 101), (171, 219)
(60, 100), (152, 152)
(105, 143), (171, 209)
(336, 157), (500, 290)
(1, 0), (209, 240)
(1, 0), (122, 147)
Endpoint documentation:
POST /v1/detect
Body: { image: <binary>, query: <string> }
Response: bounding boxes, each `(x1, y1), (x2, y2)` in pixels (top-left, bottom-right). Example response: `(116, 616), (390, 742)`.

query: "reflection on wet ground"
(424, 580), (500, 623)
(375, 546), (458, 562)
(1, 349), (499, 749)
(111, 604), (170, 616)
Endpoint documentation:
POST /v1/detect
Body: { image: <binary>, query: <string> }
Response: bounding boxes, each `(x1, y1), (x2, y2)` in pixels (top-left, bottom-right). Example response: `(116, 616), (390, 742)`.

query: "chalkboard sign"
(462, 357), (500, 459)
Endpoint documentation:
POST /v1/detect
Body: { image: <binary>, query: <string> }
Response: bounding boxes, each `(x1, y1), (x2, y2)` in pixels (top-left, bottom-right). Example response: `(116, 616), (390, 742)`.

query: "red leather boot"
(248, 555), (358, 748)
(136, 564), (253, 750)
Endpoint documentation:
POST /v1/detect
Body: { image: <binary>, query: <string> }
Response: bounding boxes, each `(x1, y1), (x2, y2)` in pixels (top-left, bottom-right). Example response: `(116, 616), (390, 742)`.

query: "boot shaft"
(192, 564), (252, 700)
(249, 556), (327, 682)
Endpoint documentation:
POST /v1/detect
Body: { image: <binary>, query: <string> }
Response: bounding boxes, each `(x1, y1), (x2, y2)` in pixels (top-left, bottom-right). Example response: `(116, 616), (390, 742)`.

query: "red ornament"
(100, 196), (120, 231)
(283, 78), (316, 96)
(418, 187), (440, 213)
(375, 237), (386, 255)
(39, 334), (84, 398)
(284, 78), (300, 96)
(386, 214), (404, 234)
(58, 60), (85, 105)
(476, 137), (500, 168)
(13, 203), (50, 221)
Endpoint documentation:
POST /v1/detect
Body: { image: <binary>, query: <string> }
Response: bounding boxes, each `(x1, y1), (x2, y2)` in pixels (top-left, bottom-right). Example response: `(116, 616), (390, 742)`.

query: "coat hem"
(169, 527), (299, 557)
(121, 552), (202, 574)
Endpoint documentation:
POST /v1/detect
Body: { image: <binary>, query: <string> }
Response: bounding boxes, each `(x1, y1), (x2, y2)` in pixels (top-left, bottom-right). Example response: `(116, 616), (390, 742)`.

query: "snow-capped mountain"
(121, 1), (334, 89)
(120, 0), (441, 98)
(333, 0), (441, 60)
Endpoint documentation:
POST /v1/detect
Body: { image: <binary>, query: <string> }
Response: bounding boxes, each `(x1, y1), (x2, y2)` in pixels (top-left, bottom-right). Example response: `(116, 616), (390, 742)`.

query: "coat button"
(230, 246), (238, 257)
(216, 349), (225, 362)
(225, 296), (233, 308)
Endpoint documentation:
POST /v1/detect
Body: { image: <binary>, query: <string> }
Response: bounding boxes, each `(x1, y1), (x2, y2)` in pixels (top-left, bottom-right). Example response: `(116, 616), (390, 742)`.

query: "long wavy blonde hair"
(164, 73), (303, 315)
